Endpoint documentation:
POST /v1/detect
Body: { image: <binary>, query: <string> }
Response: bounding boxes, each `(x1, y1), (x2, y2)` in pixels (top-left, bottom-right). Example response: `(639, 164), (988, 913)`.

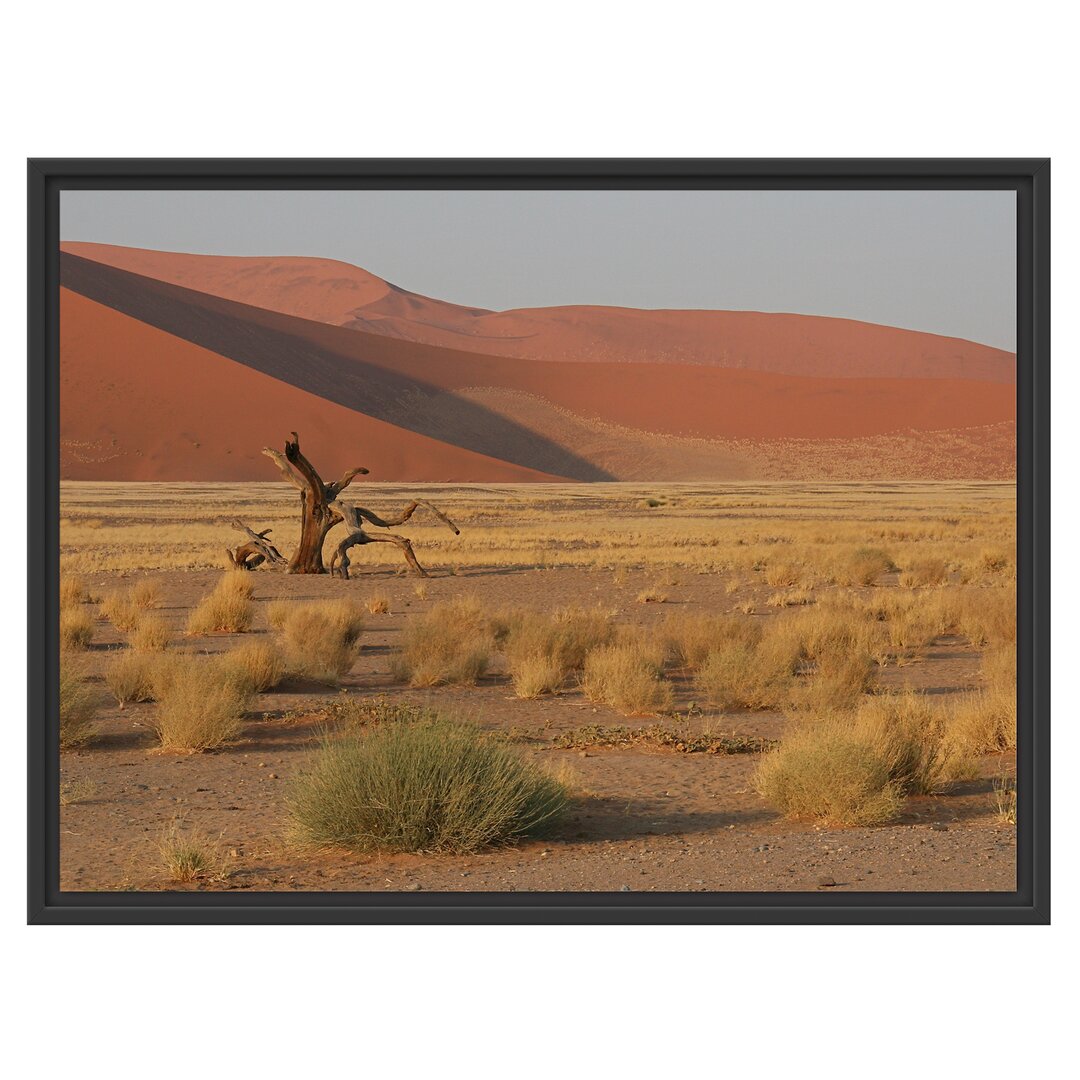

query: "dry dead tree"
(226, 521), (287, 571)
(327, 498), (461, 580)
(252, 431), (459, 577)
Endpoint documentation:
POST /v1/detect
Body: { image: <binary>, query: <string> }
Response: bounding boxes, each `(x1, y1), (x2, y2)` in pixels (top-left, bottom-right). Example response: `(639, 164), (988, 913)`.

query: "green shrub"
(289, 713), (568, 853)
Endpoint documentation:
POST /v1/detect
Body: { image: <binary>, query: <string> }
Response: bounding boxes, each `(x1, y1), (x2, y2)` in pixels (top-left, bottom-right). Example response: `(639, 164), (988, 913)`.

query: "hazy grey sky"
(61, 189), (1016, 350)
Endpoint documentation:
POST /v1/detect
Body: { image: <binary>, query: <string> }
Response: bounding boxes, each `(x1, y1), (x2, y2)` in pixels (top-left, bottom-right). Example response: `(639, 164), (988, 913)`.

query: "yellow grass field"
(60, 480), (1015, 580)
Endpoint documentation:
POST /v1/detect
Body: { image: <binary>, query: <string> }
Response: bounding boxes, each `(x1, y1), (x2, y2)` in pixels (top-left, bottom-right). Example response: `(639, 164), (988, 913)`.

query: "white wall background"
(2, 3), (1070, 1077)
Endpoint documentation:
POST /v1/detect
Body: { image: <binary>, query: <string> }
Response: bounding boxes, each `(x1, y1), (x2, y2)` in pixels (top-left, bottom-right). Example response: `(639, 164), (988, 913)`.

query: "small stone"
(620, 885), (631, 892)
(578, 751), (589, 758)
(931, 823), (949, 831)
(405, 883), (422, 891)
(816, 875), (837, 888)
(268, 773), (279, 779)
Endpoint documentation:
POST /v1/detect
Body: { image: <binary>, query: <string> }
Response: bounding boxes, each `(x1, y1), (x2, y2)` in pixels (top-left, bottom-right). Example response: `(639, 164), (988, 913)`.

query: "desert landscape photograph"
(55, 188), (1018, 895)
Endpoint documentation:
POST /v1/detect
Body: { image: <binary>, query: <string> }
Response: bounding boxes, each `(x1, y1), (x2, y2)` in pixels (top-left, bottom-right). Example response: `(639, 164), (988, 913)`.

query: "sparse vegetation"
(581, 640), (674, 715)
(59, 655), (98, 749)
(105, 651), (156, 706)
(100, 591), (142, 631)
(275, 600), (365, 684)
(186, 574), (255, 634)
(131, 579), (164, 608)
(392, 598), (492, 687)
(552, 724), (774, 754)
(60, 574), (89, 607)
(129, 614), (172, 652)
(841, 546), (895, 587)
(218, 640), (286, 693)
(159, 819), (227, 882)
(755, 717), (905, 826)
(149, 655), (252, 751)
(288, 711), (568, 854)
(636, 587), (668, 604)
(500, 607), (615, 697)
(365, 594), (391, 615)
(60, 606), (95, 649)
(991, 772), (1017, 824)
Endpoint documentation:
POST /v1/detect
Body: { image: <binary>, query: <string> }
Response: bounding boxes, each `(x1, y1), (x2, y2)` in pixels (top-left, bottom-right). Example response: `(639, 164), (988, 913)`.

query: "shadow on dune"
(61, 253), (614, 481)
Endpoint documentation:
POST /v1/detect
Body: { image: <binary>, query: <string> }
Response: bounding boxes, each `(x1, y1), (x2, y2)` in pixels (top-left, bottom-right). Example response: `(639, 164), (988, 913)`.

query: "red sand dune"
(59, 288), (563, 483)
(61, 242), (1015, 382)
(58, 245), (1017, 482)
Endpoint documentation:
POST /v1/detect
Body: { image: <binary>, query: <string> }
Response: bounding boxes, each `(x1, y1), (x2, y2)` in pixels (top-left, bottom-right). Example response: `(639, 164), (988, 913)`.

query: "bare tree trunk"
(259, 432), (459, 577)
(261, 432), (369, 574)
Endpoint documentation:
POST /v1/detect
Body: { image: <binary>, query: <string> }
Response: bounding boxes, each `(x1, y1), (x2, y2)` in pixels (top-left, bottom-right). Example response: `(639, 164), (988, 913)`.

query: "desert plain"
(58, 479), (1017, 893)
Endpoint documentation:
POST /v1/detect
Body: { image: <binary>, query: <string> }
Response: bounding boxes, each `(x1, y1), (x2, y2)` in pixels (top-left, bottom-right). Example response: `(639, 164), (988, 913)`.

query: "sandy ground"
(58, 565), (1016, 894)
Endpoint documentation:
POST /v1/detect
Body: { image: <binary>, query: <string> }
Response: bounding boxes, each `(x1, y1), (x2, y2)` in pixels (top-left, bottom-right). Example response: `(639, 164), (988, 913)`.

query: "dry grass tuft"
(840, 546), (895, 587)
(991, 772), (1017, 824)
(899, 558), (949, 588)
(695, 634), (801, 711)
(150, 655), (252, 751)
(663, 612), (761, 671)
(766, 588), (814, 608)
(59, 655), (98, 749)
(159, 819), (227, 882)
(365, 594), (391, 615)
(288, 711), (568, 854)
(500, 608), (615, 697)
(129, 614), (172, 652)
(60, 575), (89, 608)
(131, 579), (164, 609)
(186, 576), (255, 635)
(100, 591), (142, 631)
(218, 640), (287, 693)
(275, 601), (365, 684)
(510, 654), (565, 699)
(413, 580), (430, 600)
(755, 717), (904, 827)
(581, 640), (674, 716)
(392, 598), (492, 687)
(216, 570), (255, 599)
(105, 651), (157, 707)
(764, 562), (802, 588)
(853, 692), (978, 793)
(60, 779), (97, 806)
(266, 600), (292, 629)
(955, 588), (1016, 647)
(60, 606), (95, 649)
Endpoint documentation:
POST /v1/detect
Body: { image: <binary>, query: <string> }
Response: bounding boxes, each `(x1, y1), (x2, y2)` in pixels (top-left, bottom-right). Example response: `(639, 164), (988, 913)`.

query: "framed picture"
(28, 158), (1049, 924)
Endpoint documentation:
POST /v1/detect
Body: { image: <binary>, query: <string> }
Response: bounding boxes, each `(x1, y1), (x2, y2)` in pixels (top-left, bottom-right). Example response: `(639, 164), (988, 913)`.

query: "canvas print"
(56, 188), (1017, 894)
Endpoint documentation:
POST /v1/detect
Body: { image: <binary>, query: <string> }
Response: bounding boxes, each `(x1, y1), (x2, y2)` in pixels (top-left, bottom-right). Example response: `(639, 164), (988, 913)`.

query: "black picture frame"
(28, 158), (1050, 925)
